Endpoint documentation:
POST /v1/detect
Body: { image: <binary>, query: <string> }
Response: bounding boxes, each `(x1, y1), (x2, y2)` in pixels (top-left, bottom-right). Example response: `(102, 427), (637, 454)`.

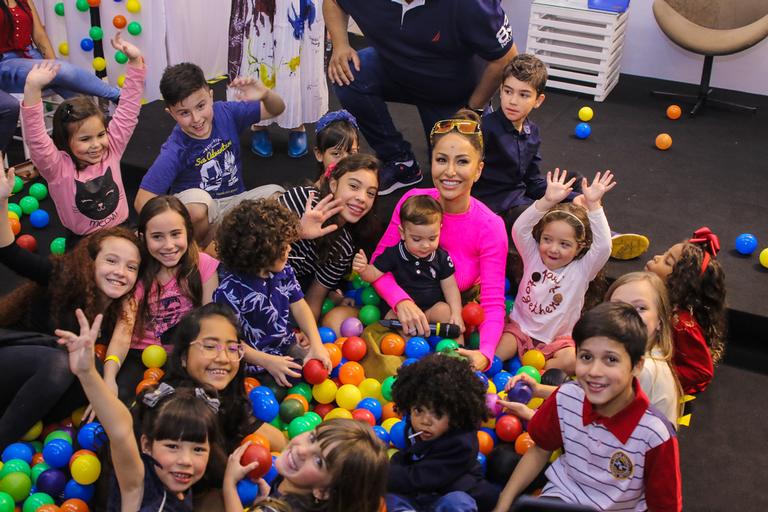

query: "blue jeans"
(0, 47), (120, 102)
(386, 491), (478, 512)
(0, 89), (19, 152)
(333, 47), (466, 164)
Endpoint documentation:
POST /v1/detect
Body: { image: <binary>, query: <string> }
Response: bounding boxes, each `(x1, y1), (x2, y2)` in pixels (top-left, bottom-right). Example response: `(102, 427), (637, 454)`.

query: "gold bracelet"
(104, 355), (122, 369)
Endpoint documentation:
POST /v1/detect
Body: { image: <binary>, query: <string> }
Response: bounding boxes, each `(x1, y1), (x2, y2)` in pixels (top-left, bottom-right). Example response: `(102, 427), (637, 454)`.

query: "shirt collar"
(497, 109), (531, 136)
(391, 0), (426, 21)
(398, 240), (436, 263)
(581, 378), (649, 444)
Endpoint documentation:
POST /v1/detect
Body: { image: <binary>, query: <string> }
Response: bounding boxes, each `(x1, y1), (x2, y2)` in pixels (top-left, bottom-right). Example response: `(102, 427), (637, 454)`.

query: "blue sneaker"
(288, 131), (308, 158)
(250, 130), (273, 157)
(378, 158), (423, 196)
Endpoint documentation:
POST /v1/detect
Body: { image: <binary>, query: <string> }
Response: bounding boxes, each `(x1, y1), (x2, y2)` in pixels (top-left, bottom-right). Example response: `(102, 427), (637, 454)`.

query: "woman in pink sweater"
(20, 32), (144, 239)
(370, 110), (507, 371)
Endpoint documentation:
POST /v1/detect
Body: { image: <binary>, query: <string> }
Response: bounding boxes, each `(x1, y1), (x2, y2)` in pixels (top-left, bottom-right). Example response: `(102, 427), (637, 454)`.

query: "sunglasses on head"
(429, 119), (483, 146)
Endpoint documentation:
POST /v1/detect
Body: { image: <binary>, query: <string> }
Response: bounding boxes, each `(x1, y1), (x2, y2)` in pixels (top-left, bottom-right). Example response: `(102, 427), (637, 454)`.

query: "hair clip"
(689, 226), (720, 275)
(316, 109), (359, 134)
(61, 103), (74, 122)
(323, 162), (337, 179)
(195, 388), (221, 413)
(142, 382), (175, 408)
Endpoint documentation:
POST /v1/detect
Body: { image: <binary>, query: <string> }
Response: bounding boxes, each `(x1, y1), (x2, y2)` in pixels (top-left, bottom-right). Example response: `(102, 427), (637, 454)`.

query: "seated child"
(353, 194), (464, 335)
(645, 227), (726, 394)
(135, 62), (286, 247)
(213, 199), (331, 386)
(387, 353), (499, 512)
(312, 109), (360, 181)
(498, 169), (615, 374)
(493, 302), (682, 512)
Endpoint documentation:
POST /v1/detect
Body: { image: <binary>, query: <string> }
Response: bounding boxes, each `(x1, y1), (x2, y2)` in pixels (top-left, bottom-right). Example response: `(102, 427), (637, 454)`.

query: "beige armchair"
(651, 0), (768, 116)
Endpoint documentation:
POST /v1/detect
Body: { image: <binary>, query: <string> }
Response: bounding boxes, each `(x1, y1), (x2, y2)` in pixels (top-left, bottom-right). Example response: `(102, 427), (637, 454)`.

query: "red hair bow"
(323, 162), (337, 179)
(689, 226), (720, 274)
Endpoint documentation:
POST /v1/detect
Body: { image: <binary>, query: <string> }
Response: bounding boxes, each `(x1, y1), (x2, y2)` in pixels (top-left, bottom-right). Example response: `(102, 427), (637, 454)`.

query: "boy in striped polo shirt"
(494, 302), (682, 512)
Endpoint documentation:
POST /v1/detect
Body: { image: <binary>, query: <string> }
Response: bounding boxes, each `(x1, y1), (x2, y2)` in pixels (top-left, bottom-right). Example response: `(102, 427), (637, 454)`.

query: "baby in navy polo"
(353, 195), (465, 336)
(495, 302), (682, 512)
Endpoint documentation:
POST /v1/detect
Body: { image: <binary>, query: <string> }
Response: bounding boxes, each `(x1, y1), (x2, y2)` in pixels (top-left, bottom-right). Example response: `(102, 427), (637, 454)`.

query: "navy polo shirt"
(336, 0), (514, 103)
(374, 241), (455, 310)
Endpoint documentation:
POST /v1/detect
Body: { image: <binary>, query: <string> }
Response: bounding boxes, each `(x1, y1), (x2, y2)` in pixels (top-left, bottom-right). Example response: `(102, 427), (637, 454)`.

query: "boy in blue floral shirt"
(213, 199), (331, 386)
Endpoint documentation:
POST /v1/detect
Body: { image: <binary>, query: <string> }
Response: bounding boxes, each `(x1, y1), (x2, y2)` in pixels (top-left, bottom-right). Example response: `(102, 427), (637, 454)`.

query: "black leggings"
(0, 330), (99, 448)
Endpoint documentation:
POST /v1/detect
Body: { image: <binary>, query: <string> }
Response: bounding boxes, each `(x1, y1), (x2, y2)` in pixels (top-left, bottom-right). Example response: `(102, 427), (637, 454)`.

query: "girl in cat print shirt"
(20, 32), (144, 237)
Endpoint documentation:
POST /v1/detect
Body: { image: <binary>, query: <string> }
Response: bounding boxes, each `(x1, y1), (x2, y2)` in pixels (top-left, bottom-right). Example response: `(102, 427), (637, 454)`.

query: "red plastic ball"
(303, 358), (329, 385)
(16, 234), (37, 252)
(339, 361), (365, 386)
(341, 336), (367, 361)
(241, 443), (272, 480)
(495, 415), (523, 442)
(352, 408), (376, 427)
(462, 303), (485, 327)
(313, 402), (334, 419)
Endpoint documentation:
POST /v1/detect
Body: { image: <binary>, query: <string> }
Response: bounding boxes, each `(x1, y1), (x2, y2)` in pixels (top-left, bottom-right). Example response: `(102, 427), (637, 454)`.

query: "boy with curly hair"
(213, 199), (331, 386)
(387, 353), (499, 512)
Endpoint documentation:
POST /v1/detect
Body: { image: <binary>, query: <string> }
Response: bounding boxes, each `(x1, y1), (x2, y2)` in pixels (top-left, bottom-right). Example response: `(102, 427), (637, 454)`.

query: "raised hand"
(352, 249), (369, 274)
(55, 309), (104, 377)
(110, 31), (142, 62)
(298, 192), (343, 240)
(580, 170), (616, 209)
(542, 168), (576, 206)
(25, 61), (60, 90)
(0, 167), (15, 201)
(229, 76), (270, 102)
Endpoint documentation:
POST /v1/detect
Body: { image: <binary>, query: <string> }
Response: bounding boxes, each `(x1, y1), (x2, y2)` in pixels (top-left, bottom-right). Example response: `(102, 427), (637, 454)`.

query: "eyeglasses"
(190, 340), (245, 361)
(429, 119), (483, 147)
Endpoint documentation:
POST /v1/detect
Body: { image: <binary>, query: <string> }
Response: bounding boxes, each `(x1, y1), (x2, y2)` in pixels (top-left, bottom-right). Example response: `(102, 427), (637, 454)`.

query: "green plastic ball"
(288, 382), (312, 403)
(304, 411), (322, 428)
(351, 275), (365, 289)
(75, 0), (89, 12)
(269, 416), (285, 431)
(467, 331), (480, 350)
(12, 176), (22, 194)
(22, 492), (54, 512)
(444, 350), (468, 361)
(89, 26), (104, 41)
(505, 299), (515, 315)
(29, 463), (50, 485)
(0, 472), (32, 503)
(0, 491), (13, 512)
(381, 376), (396, 402)
(358, 304), (381, 326)
(43, 430), (72, 446)
(516, 365), (542, 384)
(0, 460), (30, 480)
(28, 183), (48, 201)
(279, 399), (305, 424)
(287, 417), (313, 439)
(114, 50), (128, 64)
(27, 442), (41, 454)
(54, 2), (64, 16)
(19, 196), (39, 215)
(127, 21), (142, 35)
(321, 298), (335, 316)
(435, 339), (459, 354)
(50, 237), (66, 255)
(7, 203), (21, 218)
(360, 287), (381, 306)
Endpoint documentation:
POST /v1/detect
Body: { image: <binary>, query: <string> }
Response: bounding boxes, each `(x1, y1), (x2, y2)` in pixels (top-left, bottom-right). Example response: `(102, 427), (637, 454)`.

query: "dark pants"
(333, 47), (467, 164)
(0, 90), (19, 153)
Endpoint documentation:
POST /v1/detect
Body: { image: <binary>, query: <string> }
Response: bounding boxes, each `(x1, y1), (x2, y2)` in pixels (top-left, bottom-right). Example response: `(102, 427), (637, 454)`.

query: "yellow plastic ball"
(760, 248), (768, 268)
(381, 417), (400, 433)
(578, 106), (594, 122)
(22, 420), (43, 441)
(358, 378), (383, 401)
(521, 349), (546, 371)
(312, 379), (338, 405)
(481, 417), (496, 429)
(323, 407), (353, 420)
(486, 381), (497, 394)
(58, 42), (69, 56)
(92, 57), (107, 72)
(527, 397), (544, 409)
(387, 448), (399, 459)
(7, 211), (19, 222)
(117, 74), (126, 88)
(125, 0), (141, 13)
(71, 453), (101, 484)
(550, 448), (562, 463)
(335, 384), (362, 410)
(71, 406), (87, 427)
(141, 345), (167, 368)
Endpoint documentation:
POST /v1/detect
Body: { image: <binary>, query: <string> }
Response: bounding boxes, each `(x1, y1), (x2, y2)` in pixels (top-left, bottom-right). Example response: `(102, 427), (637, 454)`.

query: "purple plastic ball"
(36, 468), (67, 497)
(507, 381), (533, 404)
(339, 317), (363, 337)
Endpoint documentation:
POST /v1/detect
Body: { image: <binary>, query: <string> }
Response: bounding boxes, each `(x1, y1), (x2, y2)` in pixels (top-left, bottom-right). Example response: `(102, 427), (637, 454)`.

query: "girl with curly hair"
(645, 227), (726, 394)
(387, 353), (498, 512)
(213, 199), (332, 387)
(0, 167), (140, 447)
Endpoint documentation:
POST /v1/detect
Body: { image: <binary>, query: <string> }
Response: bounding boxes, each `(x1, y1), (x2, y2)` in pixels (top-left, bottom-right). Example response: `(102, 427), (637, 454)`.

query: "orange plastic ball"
(324, 343), (342, 368)
(381, 401), (400, 421)
(37, 506), (61, 512)
(112, 15), (127, 29)
(339, 361), (365, 386)
(240, 432), (270, 452)
(143, 367), (165, 381)
(477, 430), (494, 455)
(284, 393), (309, 413)
(655, 133), (672, 150)
(87, 0), (100, 6)
(243, 376), (260, 394)
(380, 333), (405, 356)
(515, 432), (536, 455)
(31, 452), (45, 465)
(93, 344), (107, 361)
(135, 378), (157, 395)
(666, 104), (682, 120)
(69, 449), (97, 468)
(60, 498), (89, 512)
(9, 217), (20, 235)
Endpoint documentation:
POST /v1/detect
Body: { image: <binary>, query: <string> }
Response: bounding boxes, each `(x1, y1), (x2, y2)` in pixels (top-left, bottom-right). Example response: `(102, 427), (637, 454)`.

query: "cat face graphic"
(75, 168), (120, 220)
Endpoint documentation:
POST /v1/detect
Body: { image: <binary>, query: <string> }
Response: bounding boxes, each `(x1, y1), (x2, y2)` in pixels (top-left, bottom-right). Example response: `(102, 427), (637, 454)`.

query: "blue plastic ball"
(735, 233), (758, 255)
(356, 397), (382, 422)
(29, 209), (49, 228)
(252, 396), (279, 422)
(77, 422), (107, 451)
(574, 122), (592, 139)
(63, 479), (95, 501)
(475, 371), (489, 387)
(476, 452), (487, 473)
(318, 327), (336, 343)
(505, 355), (523, 375)
(426, 335), (442, 349)
(41, 439), (73, 469)
(401, 357), (419, 367)
(236, 478), (260, 507)
(389, 420), (407, 450)
(262, 455), (279, 485)
(2, 443), (33, 464)
(79, 38), (94, 51)
(504, 277), (511, 295)
(485, 356), (503, 378)
(372, 425), (390, 445)
(492, 371), (513, 391)
(404, 337), (430, 359)
(479, 426), (498, 443)
(248, 386), (275, 401)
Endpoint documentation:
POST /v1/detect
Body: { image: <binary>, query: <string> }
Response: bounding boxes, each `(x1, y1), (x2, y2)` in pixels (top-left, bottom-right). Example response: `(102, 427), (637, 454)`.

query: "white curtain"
(164, 0), (232, 79)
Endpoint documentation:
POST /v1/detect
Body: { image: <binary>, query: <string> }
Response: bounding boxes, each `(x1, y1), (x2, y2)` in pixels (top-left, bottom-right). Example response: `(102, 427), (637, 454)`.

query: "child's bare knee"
(425, 302), (451, 323)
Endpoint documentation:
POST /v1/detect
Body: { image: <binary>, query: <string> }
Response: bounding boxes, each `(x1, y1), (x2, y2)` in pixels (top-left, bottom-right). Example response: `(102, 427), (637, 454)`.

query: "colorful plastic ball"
(35, 505), (60, 512)
(318, 326), (336, 344)
(350, 408), (375, 426)
(321, 298), (335, 316)
(467, 331), (480, 350)
(401, 357), (418, 367)
(87, 0), (100, 5)
(492, 371), (513, 392)
(58, 42), (69, 56)
(528, 397), (544, 409)
(339, 361), (365, 386)
(666, 104), (682, 120)
(27, 183), (47, 201)
(36, 468), (67, 496)
(125, 0), (141, 13)
(358, 305), (381, 326)
(335, 384), (362, 410)
(477, 430), (494, 456)
(50, 237), (66, 255)
(324, 407), (353, 420)
(62, 480), (94, 501)
(54, 2), (65, 15)
(485, 393), (502, 416)
(29, 209), (49, 229)
(279, 399), (305, 424)
(44, 430), (72, 446)
(340, 317), (364, 337)
(655, 133), (672, 150)
(505, 299), (514, 315)
(287, 415), (313, 439)
(381, 402), (399, 421)
(2, 444), (33, 464)
(19, 195), (39, 214)
(16, 235), (37, 252)
(0, 471), (32, 502)
(141, 345), (167, 368)
(435, 338), (459, 354)
(574, 122), (591, 139)
(252, 396), (279, 422)
(30, 462), (50, 485)
(23, 492), (54, 512)
(323, 343), (342, 368)
(79, 38), (94, 52)
(380, 333), (405, 356)
(9, 217), (20, 236)
(578, 106), (594, 122)
(381, 375), (396, 401)
(116, 74), (126, 88)
(485, 356), (503, 377)
(8, 202), (21, 218)
(240, 433), (270, 452)
(302, 359), (329, 385)
(401, 336), (426, 359)
(356, 397), (382, 421)
(495, 415), (523, 442)
(521, 349), (545, 371)
(389, 420), (407, 449)
(462, 302), (485, 327)
(241, 443), (271, 480)
(12, 176), (23, 195)
(92, 57), (107, 72)
(735, 233), (758, 255)
(507, 381), (533, 404)
(312, 379), (338, 405)
(127, 21), (142, 36)
(114, 51), (128, 64)
(515, 365), (541, 384)
(514, 432), (535, 455)
(236, 478), (259, 507)
(75, 0), (89, 11)
(60, 498), (89, 512)
(360, 287), (380, 306)
(0, 492), (12, 512)
(0, 459), (30, 479)
(372, 425), (390, 445)
(358, 378), (382, 401)
(112, 14), (127, 29)
(341, 336), (367, 361)
(760, 248), (768, 268)
(42, 439), (73, 469)
(88, 26), (103, 41)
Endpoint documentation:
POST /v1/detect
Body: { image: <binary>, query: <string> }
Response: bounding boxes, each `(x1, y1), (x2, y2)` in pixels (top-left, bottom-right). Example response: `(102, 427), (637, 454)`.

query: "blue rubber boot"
(288, 131), (308, 158)
(250, 130), (273, 157)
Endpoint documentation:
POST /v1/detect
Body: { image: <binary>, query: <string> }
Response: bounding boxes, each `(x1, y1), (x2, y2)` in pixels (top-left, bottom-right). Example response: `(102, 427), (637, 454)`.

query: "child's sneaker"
(611, 233), (650, 260)
(378, 158), (422, 196)
(250, 130), (273, 157)
(287, 130), (308, 158)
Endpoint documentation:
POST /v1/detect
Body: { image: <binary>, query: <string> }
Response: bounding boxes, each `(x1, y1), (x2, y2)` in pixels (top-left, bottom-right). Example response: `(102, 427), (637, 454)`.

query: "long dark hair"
(1, 0), (31, 48)
(135, 196), (202, 341)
